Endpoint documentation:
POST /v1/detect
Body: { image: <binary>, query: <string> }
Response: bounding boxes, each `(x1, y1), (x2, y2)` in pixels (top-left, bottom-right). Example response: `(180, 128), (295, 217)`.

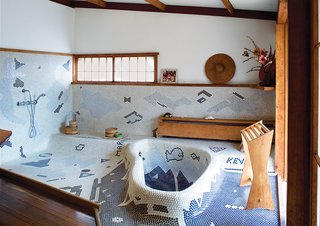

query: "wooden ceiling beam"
(53, 1), (276, 21)
(85, 0), (107, 8)
(277, 0), (288, 24)
(144, 0), (166, 11)
(221, 0), (234, 15)
(50, 0), (73, 7)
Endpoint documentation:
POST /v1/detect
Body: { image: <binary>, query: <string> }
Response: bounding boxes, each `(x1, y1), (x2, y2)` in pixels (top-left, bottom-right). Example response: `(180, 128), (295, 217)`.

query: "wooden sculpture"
(240, 120), (274, 210)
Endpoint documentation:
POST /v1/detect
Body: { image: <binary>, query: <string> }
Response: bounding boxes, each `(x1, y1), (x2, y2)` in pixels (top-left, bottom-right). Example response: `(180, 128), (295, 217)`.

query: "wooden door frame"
(287, 0), (315, 225)
(311, 0), (319, 225)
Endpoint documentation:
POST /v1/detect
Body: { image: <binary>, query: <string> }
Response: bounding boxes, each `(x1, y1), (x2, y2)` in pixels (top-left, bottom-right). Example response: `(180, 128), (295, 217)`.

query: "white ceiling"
(92, 0), (279, 12)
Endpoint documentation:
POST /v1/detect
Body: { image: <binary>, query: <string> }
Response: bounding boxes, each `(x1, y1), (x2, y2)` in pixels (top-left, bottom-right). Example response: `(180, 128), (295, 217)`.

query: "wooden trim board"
(275, 23), (287, 180)
(0, 48), (73, 56)
(311, 0), (318, 225)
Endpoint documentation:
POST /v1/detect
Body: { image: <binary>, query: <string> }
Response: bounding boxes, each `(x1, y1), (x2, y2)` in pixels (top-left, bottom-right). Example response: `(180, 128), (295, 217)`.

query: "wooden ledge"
(72, 82), (275, 90)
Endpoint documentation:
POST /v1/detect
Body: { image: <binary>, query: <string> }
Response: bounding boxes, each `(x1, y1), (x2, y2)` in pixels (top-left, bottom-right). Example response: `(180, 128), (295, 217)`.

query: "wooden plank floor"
(0, 176), (96, 226)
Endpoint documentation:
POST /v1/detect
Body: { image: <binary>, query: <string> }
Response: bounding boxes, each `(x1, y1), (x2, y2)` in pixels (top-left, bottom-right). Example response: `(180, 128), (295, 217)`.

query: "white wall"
(0, 2), (276, 83)
(0, 0), (75, 53)
(74, 9), (276, 84)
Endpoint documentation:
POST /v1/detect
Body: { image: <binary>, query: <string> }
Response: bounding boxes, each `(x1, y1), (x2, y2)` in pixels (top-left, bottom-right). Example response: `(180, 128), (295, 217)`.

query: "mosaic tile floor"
(0, 133), (279, 225)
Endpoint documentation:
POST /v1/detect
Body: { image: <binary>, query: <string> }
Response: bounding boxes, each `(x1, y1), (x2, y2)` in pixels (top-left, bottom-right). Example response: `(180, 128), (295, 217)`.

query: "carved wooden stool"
(239, 120), (274, 210)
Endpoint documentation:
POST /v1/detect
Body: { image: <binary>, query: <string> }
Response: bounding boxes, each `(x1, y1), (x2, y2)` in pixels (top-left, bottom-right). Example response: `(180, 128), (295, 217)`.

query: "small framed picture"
(160, 68), (177, 83)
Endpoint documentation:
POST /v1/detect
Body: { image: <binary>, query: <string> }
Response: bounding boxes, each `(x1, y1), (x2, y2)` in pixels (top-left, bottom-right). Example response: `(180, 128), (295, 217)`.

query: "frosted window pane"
(130, 71), (138, 81)
(99, 72), (107, 81)
(146, 57), (154, 71)
(115, 71), (122, 81)
(92, 58), (99, 72)
(146, 72), (154, 82)
(138, 57), (146, 71)
(85, 58), (92, 71)
(130, 57), (138, 71)
(99, 58), (107, 71)
(107, 71), (113, 81)
(122, 57), (129, 72)
(137, 72), (146, 81)
(92, 72), (99, 81)
(77, 54), (156, 83)
(115, 58), (121, 71)
(84, 72), (92, 81)
(107, 58), (113, 72)
(78, 58), (85, 72)
(122, 72), (130, 81)
(78, 72), (85, 81)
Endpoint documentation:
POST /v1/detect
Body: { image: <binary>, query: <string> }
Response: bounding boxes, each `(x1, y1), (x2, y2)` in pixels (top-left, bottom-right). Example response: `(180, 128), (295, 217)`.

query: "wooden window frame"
(73, 52), (159, 84)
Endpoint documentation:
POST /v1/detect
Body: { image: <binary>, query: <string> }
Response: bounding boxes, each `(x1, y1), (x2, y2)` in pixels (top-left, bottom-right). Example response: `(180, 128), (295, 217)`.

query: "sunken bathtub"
(121, 138), (221, 225)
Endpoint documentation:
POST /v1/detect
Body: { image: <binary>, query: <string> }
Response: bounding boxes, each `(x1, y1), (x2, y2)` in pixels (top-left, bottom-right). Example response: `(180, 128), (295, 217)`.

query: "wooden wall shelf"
(156, 117), (275, 141)
(72, 81), (275, 90)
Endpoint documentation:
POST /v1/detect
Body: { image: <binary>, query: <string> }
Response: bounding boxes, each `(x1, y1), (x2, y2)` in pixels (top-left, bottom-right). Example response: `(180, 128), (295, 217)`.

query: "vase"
(258, 65), (275, 87)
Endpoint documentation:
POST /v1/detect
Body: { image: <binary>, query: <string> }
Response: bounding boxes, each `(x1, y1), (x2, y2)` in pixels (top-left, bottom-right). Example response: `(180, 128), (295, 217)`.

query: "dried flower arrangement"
(242, 36), (276, 87)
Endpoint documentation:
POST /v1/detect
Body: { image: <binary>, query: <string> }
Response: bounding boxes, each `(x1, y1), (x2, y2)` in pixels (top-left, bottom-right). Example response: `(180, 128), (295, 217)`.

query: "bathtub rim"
(124, 138), (219, 195)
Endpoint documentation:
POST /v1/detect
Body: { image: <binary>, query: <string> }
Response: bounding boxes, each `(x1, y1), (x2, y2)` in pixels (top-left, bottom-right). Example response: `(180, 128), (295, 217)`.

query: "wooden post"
(275, 23), (287, 180)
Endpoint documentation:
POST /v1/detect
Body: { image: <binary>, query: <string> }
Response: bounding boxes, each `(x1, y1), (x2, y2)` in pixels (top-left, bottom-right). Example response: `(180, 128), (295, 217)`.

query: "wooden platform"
(0, 176), (96, 226)
(156, 117), (275, 141)
(0, 169), (100, 226)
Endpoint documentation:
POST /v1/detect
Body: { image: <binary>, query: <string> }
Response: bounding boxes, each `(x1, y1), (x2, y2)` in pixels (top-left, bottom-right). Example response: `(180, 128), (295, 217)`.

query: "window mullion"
(112, 56), (115, 82)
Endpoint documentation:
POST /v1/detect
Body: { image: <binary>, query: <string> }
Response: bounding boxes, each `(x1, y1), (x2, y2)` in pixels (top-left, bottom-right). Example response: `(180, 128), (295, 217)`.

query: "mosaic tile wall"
(0, 51), (73, 163)
(72, 85), (275, 136)
(0, 51), (275, 164)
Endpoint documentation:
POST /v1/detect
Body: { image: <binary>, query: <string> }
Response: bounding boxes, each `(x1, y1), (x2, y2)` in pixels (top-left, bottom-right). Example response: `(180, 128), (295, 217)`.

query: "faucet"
(35, 93), (46, 104)
(17, 89), (46, 138)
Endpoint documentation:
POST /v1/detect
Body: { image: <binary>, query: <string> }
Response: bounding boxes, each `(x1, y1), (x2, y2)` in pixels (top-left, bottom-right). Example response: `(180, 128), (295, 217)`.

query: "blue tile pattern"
(21, 158), (50, 167)
(14, 58), (25, 70)
(1, 135), (278, 225)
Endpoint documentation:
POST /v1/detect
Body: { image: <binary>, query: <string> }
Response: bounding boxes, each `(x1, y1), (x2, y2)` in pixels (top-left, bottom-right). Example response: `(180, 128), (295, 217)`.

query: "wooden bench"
(156, 116), (274, 141)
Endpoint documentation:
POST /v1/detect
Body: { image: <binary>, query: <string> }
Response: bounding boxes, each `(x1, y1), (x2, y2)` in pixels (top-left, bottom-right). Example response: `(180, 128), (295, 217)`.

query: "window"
(74, 53), (158, 83)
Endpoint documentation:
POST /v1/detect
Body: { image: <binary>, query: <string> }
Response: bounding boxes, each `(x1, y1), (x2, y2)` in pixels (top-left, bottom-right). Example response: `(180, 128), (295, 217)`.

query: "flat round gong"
(205, 53), (236, 84)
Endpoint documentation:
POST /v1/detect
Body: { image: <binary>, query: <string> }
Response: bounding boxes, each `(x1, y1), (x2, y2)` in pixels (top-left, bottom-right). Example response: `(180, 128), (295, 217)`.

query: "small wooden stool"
(239, 120), (274, 210)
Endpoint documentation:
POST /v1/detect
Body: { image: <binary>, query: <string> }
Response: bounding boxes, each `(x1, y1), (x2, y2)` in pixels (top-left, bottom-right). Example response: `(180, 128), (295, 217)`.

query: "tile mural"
(73, 85), (275, 136)
(0, 51), (73, 163)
